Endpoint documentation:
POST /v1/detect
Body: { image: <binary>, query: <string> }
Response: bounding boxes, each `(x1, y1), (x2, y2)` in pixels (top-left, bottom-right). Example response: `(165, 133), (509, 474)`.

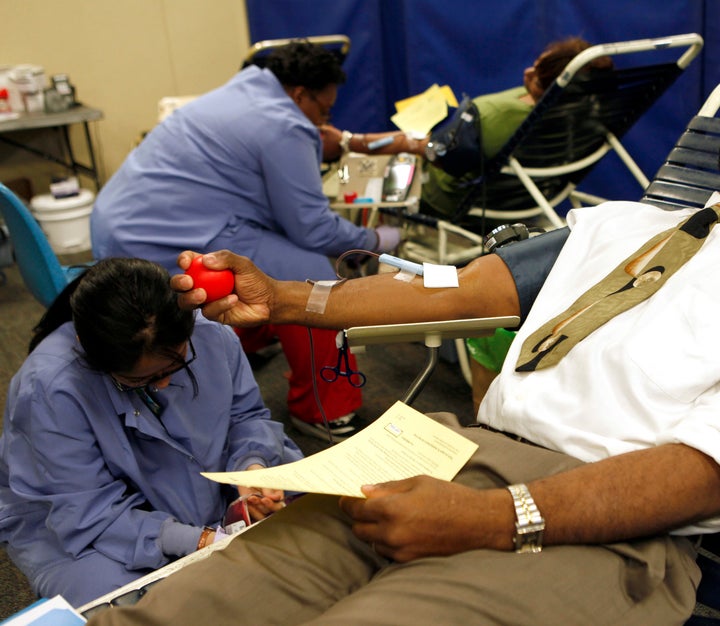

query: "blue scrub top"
(91, 65), (374, 279)
(0, 314), (302, 573)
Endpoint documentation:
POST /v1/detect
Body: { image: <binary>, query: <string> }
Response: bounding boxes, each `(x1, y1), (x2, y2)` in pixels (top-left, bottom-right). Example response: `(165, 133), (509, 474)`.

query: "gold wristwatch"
(507, 483), (545, 553)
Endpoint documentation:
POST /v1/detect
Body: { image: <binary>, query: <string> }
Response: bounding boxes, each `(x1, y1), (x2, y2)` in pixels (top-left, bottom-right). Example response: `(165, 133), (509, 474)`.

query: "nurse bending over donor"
(0, 257), (302, 606)
(90, 41), (403, 442)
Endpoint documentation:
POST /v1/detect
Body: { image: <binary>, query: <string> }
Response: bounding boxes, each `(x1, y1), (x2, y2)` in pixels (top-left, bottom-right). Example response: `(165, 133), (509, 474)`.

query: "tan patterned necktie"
(516, 204), (720, 372)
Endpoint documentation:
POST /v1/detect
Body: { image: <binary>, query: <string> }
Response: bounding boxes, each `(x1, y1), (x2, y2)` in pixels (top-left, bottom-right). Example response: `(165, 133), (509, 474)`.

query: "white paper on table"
(202, 401), (478, 498)
(363, 177), (384, 202)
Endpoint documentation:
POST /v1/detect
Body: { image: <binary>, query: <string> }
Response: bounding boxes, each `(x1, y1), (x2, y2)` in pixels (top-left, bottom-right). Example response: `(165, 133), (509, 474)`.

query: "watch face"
(425, 142), (437, 162)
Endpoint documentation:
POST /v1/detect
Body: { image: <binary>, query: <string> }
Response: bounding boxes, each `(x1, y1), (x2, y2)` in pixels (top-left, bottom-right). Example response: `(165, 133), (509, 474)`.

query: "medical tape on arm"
(378, 253), (424, 283)
(377, 254), (458, 286)
(305, 279), (346, 314)
(394, 268), (417, 282)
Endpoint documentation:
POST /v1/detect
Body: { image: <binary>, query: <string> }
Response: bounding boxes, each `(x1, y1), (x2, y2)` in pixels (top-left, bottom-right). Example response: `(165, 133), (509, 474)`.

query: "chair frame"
(344, 316), (519, 405)
(477, 33), (703, 226)
(242, 34), (351, 67)
(157, 35), (352, 125)
(641, 82), (720, 211)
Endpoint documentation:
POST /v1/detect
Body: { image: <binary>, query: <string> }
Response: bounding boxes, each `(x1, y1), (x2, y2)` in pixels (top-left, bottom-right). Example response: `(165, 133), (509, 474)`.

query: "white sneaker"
(290, 413), (359, 442)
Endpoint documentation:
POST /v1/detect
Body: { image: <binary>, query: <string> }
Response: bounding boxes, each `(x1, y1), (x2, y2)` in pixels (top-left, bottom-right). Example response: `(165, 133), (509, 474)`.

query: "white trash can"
(30, 188), (94, 254)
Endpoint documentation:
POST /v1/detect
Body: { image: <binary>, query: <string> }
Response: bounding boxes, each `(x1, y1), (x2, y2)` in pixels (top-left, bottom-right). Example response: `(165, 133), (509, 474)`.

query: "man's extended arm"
(171, 249), (521, 330)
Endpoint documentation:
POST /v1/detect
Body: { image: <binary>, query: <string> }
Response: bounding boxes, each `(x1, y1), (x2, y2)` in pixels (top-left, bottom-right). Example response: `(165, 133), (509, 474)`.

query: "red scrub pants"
(236, 324), (362, 423)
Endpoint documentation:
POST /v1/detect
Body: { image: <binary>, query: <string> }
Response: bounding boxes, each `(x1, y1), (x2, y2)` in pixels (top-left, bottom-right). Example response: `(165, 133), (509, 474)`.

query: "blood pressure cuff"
(494, 226), (570, 322)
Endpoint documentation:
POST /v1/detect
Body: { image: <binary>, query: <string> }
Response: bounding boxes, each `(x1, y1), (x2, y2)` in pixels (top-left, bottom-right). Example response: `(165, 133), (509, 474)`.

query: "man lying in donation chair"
(79, 177), (720, 624)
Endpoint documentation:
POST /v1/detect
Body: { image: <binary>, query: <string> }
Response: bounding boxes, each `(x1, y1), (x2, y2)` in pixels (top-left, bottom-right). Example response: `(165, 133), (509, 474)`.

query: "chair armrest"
(344, 316), (519, 405)
(344, 316), (520, 349)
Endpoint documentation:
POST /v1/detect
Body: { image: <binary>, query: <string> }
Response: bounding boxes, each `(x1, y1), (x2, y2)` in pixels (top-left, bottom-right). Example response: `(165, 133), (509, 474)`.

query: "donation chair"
(641, 81), (720, 624)
(0, 183), (86, 308)
(362, 32), (704, 385)
(641, 81), (720, 212)
(384, 32), (703, 266)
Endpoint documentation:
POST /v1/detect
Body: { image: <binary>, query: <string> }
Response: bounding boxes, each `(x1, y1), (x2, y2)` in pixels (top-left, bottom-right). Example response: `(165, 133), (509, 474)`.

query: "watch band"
(507, 483), (545, 553)
(340, 130), (353, 153)
(425, 140), (446, 162)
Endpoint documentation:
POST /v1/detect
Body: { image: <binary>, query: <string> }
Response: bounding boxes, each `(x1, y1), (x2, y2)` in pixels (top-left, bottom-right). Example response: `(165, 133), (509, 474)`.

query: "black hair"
(263, 41), (346, 91)
(29, 258), (195, 377)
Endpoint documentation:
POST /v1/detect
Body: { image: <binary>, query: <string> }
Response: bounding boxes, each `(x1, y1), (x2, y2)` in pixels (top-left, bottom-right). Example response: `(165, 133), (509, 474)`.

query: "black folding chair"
(385, 33), (704, 266)
(642, 82), (720, 211)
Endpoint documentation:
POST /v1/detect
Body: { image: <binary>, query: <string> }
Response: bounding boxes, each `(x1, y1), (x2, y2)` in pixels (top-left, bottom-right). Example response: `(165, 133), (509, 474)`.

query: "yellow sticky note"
(391, 85), (449, 135)
(395, 84), (458, 112)
(439, 85), (459, 108)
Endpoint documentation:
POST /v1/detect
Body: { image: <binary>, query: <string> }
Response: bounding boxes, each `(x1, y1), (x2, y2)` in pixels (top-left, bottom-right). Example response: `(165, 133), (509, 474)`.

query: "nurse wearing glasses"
(0, 257), (302, 605)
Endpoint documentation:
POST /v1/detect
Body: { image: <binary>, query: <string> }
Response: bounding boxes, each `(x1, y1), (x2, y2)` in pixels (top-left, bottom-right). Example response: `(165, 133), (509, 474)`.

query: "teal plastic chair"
(0, 183), (88, 307)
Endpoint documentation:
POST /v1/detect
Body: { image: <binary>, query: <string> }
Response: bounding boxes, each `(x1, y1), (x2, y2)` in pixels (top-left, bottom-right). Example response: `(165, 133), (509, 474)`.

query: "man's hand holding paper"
(340, 475), (505, 562)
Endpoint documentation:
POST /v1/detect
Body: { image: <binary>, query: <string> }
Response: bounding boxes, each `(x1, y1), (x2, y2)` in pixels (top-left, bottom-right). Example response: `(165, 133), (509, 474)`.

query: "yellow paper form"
(390, 84), (450, 135)
(202, 401), (478, 498)
(394, 84), (458, 112)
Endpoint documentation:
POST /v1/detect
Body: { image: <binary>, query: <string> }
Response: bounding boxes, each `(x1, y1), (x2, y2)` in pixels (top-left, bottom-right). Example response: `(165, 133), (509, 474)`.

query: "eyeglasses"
(111, 339), (197, 392)
(307, 89), (334, 118)
(80, 579), (163, 619)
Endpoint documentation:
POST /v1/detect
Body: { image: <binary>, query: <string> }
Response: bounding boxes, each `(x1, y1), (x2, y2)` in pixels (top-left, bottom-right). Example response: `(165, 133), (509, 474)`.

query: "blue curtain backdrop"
(246, 0), (720, 207)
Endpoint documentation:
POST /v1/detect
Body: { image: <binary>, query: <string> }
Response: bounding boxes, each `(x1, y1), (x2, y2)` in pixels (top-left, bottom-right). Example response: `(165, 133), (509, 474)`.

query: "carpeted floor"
(0, 258), (474, 619)
(0, 261), (46, 618)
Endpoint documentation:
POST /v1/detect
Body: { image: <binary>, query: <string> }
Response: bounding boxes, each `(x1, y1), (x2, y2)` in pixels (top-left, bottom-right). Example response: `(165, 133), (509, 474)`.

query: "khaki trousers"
(88, 416), (700, 626)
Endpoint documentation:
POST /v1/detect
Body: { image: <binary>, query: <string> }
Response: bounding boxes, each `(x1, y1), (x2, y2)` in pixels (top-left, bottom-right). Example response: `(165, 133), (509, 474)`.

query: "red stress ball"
(184, 256), (234, 302)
